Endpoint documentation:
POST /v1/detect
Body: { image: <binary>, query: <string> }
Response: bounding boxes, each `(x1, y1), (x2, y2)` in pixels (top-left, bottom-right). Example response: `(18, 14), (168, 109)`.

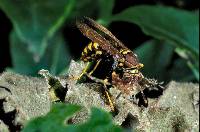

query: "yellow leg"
(103, 79), (115, 112)
(78, 60), (115, 111)
(85, 73), (111, 85)
(78, 59), (102, 81)
(85, 74), (115, 111)
(88, 59), (102, 75)
(78, 62), (91, 80)
(104, 89), (115, 111)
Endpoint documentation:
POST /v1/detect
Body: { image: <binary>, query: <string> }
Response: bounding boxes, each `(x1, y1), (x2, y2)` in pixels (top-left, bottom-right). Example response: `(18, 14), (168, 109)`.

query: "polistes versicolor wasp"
(76, 17), (164, 111)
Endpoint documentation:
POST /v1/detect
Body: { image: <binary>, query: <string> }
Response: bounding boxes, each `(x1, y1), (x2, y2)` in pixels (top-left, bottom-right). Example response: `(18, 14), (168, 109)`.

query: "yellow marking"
(89, 59), (101, 75)
(132, 63), (144, 69)
(119, 58), (125, 63)
(81, 52), (84, 56)
(96, 50), (102, 55)
(84, 47), (88, 54)
(136, 63), (144, 69)
(93, 42), (99, 49)
(119, 49), (123, 53)
(119, 63), (124, 67)
(122, 50), (131, 55)
(120, 49), (131, 55)
(88, 42), (93, 51)
(130, 69), (139, 74)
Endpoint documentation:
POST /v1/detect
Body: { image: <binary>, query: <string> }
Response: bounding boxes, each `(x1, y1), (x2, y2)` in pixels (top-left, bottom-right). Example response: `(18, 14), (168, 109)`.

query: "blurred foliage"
(135, 40), (174, 80)
(111, 5), (199, 81)
(9, 31), (70, 75)
(22, 103), (122, 132)
(0, 0), (75, 57)
(0, 0), (199, 81)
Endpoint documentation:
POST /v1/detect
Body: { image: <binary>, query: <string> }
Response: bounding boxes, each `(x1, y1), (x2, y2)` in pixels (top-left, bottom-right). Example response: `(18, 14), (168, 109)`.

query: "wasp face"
(124, 53), (139, 67)
(123, 67), (144, 80)
(125, 68), (139, 75)
(118, 49), (143, 69)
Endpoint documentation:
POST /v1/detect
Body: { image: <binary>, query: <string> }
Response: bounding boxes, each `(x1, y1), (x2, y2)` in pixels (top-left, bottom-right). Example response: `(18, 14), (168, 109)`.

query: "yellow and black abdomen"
(81, 42), (103, 62)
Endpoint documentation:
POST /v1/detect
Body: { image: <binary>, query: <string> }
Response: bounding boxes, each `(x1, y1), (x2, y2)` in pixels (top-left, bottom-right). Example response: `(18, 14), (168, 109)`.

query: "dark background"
(0, 0), (199, 73)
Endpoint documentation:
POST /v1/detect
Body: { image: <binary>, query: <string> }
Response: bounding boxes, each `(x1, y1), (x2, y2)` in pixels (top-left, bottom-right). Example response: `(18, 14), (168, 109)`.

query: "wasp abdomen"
(81, 42), (103, 62)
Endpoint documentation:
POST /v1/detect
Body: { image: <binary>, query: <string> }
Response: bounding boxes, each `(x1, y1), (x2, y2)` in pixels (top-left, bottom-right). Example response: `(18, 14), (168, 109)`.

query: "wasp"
(76, 17), (163, 111)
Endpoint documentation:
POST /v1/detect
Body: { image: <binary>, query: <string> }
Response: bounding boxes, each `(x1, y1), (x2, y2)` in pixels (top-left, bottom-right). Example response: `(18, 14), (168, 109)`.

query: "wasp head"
(118, 49), (144, 69)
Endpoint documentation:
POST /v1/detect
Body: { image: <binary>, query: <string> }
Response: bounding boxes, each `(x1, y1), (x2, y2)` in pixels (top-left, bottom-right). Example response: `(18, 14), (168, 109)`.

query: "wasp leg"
(103, 79), (115, 111)
(85, 73), (115, 111)
(88, 59), (102, 76)
(77, 59), (102, 81)
(104, 88), (115, 111)
(77, 62), (91, 81)
(85, 73), (111, 85)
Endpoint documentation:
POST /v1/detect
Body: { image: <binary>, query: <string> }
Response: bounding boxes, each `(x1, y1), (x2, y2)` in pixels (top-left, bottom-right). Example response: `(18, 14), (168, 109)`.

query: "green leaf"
(175, 48), (199, 81)
(10, 31), (71, 76)
(135, 39), (196, 81)
(97, 0), (115, 25)
(10, 31), (39, 75)
(22, 104), (82, 132)
(45, 34), (71, 75)
(68, 0), (99, 20)
(167, 58), (196, 81)
(0, 0), (75, 58)
(111, 5), (199, 60)
(187, 61), (199, 81)
(135, 40), (174, 81)
(22, 104), (122, 132)
(65, 108), (122, 132)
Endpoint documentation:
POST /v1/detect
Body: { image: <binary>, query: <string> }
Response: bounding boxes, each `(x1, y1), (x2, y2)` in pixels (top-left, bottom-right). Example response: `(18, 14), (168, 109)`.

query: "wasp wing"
(77, 17), (140, 67)
(76, 20), (123, 59)
(83, 17), (129, 51)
